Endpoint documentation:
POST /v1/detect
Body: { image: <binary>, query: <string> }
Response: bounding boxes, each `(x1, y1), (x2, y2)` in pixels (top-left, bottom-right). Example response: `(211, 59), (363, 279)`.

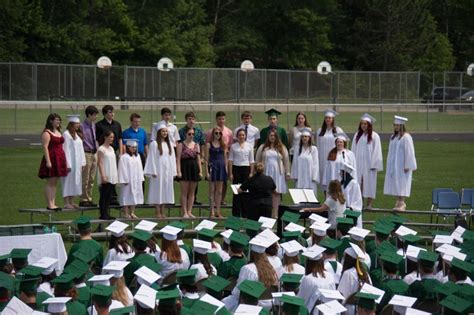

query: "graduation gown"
(342, 179), (363, 227)
(118, 154), (144, 206)
(103, 246), (135, 267)
(144, 140), (177, 205)
(324, 259), (343, 284)
(322, 149), (357, 187)
(290, 145), (319, 194)
(67, 300), (87, 315)
(61, 130), (86, 197)
(124, 253), (156, 286)
(217, 256), (248, 279)
(76, 283), (91, 308)
(383, 133), (417, 197)
(338, 267), (372, 315)
(154, 248), (190, 278)
(316, 127), (343, 190)
(224, 263), (259, 311)
(66, 239), (104, 267)
(351, 132), (383, 199)
(190, 263), (217, 282)
(297, 271), (336, 314)
(259, 125), (289, 149)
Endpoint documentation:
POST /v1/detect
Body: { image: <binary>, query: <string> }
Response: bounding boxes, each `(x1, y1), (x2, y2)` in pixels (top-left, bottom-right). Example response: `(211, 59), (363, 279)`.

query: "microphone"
(342, 151), (345, 160)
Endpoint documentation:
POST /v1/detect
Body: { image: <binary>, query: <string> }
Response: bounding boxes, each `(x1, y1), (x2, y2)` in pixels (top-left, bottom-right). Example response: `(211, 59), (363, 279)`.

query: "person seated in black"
(238, 162), (276, 220)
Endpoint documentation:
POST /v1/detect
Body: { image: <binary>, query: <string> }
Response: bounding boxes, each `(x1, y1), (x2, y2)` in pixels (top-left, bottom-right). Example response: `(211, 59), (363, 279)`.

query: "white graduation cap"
(249, 236), (272, 254)
(280, 240), (304, 257)
(193, 239), (212, 255)
(345, 242), (365, 259)
(200, 294), (225, 312)
(154, 122), (167, 131)
(284, 222), (306, 233)
(124, 139), (138, 147)
(433, 234), (453, 245)
(309, 213), (328, 224)
(348, 227), (370, 242)
(360, 283), (385, 304)
(451, 226), (466, 244)
(360, 113), (376, 124)
(106, 220), (129, 238)
(319, 289), (345, 301)
(323, 109), (338, 118)
(103, 261), (130, 278)
(134, 284), (158, 309)
(160, 225), (182, 241)
(88, 274), (114, 286)
(316, 299), (347, 314)
(310, 222), (331, 237)
(300, 128), (312, 137)
(135, 220), (157, 233)
(395, 225), (417, 238)
(257, 228), (280, 245)
(2, 296), (38, 314)
(32, 257), (57, 275)
(335, 132), (349, 142)
(134, 266), (162, 287)
(435, 243), (461, 255)
(388, 295), (416, 314)
(394, 115), (408, 125)
(195, 219), (218, 231)
(234, 304), (263, 314)
(405, 308), (431, 315)
(302, 245), (326, 261)
(66, 114), (81, 123)
(405, 245), (427, 262)
(258, 216), (277, 230)
(43, 297), (71, 313)
(220, 229), (233, 244)
(442, 250), (466, 263)
(341, 162), (356, 176)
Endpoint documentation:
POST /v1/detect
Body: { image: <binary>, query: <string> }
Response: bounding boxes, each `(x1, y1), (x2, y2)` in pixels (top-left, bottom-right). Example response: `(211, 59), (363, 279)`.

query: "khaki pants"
(81, 152), (97, 202)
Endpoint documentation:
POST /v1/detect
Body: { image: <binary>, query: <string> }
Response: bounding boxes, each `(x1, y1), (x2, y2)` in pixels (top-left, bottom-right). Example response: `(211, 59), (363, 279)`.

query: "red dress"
(38, 132), (68, 179)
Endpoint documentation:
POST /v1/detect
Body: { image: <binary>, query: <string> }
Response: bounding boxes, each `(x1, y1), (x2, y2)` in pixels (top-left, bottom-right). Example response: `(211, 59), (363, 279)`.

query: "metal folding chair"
(430, 188), (453, 223)
(436, 191), (461, 224)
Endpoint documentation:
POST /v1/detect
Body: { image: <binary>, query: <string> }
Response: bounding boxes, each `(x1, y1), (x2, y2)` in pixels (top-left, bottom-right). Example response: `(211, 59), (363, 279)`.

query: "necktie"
(245, 125), (248, 137)
(91, 123), (96, 150)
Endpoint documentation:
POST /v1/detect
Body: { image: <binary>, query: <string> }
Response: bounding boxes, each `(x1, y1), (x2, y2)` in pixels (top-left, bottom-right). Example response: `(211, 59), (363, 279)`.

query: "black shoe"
(194, 201), (202, 205)
(99, 215), (115, 220)
(47, 207), (62, 211)
(79, 201), (89, 207)
(110, 200), (120, 206)
(89, 202), (98, 207)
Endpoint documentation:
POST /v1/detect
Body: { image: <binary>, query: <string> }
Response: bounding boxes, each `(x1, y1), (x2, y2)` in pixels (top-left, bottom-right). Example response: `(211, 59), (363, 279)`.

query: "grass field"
(0, 141), (473, 229)
(1, 106), (474, 134)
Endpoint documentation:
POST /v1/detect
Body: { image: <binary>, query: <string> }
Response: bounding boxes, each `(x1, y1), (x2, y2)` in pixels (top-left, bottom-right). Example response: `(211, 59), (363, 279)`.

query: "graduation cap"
(109, 306), (136, 315)
(335, 132), (350, 142)
(195, 219), (218, 231)
(88, 274), (114, 287)
(135, 220), (157, 233)
(281, 211), (300, 224)
(160, 225), (181, 241)
(281, 294), (305, 314)
(234, 304), (262, 314)
(373, 223), (393, 238)
(395, 225), (417, 238)
(265, 108), (282, 117)
(344, 209), (361, 220)
(169, 220), (188, 230)
(66, 259), (89, 279)
(224, 216), (242, 231)
(284, 222), (306, 234)
(10, 248), (31, 261)
(348, 227), (370, 242)
(282, 230), (301, 241)
(405, 245), (426, 262)
(345, 243), (365, 260)
(91, 284), (115, 305)
(280, 273), (303, 290)
(197, 228), (219, 242)
(356, 292), (379, 310)
(401, 234), (422, 245)
(336, 217), (354, 232)
(73, 216), (91, 230)
(51, 272), (75, 292)
(320, 237), (342, 254)
(2, 296), (40, 315)
(193, 239), (213, 255)
(302, 245), (326, 261)
(43, 297), (71, 313)
(19, 265), (45, 278)
(124, 139), (138, 147)
(106, 220), (129, 238)
(258, 216), (277, 230)
(229, 231), (250, 248)
(199, 294), (227, 314)
(244, 220), (263, 236)
(440, 294), (472, 314)
(380, 251), (404, 269)
(134, 284), (157, 309)
(220, 229), (233, 244)
(434, 281), (460, 298)
(72, 244), (100, 263)
(239, 280), (266, 301)
(418, 251), (438, 268)
(323, 109), (338, 118)
(309, 213), (328, 224)
(187, 299), (218, 315)
(19, 276), (40, 293)
(135, 265), (162, 287)
(280, 240), (304, 257)
(103, 261), (130, 278)
(156, 287), (180, 306)
(0, 253), (10, 266)
(300, 128), (312, 137)
(202, 275), (230, 296)
(32, 257), (57, 275)
(393, 115), (408, 125)
(450, 257), (474, 273)
(360, 113), (377, 124)
(310, 221), (331, 237)
(66, 114), (81, 123)
(249, 236), (271, 254)
(0, 273), (14, 291)
(387, 215), (407, 227)
(388, 294), (416, 314)
(385, 281), (409, 297)
(316, 300), (347, 314)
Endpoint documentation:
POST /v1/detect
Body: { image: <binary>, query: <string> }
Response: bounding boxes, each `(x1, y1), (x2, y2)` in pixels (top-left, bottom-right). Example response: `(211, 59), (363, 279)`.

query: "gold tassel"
(356, 257), (363, 277)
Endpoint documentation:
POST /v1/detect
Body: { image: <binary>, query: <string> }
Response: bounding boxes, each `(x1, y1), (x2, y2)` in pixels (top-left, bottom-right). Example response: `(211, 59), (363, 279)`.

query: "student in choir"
(383, 115), (417, 211)
(144, 122), (177, 218)
(321, 237), (344, 285)
(80, 105), (99, 208)
(340, 162), (363, 227)
(117, 139), (144, 218)
(217, 231), (249, 280)
(289, 112), (312, 161)
(97, 130), (119, 220)
(150, 107), (180, 147)
(205, 126), (228, 218)
(234, 111), (260, 147)
(290, 127), (319, 195)
(351, 114), (383, 210)
(298, 245), (336, 314)
(277, 241), (305, 277)
(301, 180), (346, 238)
(316, 109), (344, 192)
(255, 129), (290, 218)
(322, 132), (357, 188)
(102, 261), (134, 307)
(176, 126), (202, 218)
(103, 221), (135, 266)
(258, 108), (289, 149)
(190, 240), (217, 282)
(229, 128), (255, 218)
(61, 114), (86, 209)
(155, 225), (190, 278)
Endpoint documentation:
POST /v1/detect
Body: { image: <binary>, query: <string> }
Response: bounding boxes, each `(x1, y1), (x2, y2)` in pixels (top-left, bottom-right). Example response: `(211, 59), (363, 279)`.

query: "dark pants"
(99, 183), (115, 218)
(232, 165), (251, 217)
(247, 204), (272, 221)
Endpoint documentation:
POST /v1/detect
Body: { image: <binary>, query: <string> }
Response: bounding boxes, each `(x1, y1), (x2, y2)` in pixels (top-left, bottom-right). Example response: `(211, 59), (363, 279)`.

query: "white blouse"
(97, 145), (118, 185)
(229, 142), (255, 167)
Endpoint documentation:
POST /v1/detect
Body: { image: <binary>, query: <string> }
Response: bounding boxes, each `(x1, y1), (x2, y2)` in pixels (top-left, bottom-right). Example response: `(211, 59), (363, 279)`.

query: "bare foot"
(130, 213), (138, 219)
(188, 213), (196, 218)
(72, 204), (80, 209)
(183, 214), (190, 218)
(63, 204), (74, 209)
(216, 214), (224, 219)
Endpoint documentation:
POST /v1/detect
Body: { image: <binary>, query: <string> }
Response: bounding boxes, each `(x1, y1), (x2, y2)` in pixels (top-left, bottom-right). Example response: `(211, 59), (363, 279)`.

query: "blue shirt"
(178, 126), (206, 145)
(122, 127), (148, 154)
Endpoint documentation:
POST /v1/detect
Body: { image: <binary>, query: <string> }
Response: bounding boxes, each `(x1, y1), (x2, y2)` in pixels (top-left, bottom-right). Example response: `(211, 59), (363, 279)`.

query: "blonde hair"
(250, 251), (278, 287)
(111, 277), (131, 307)
(255, 162), (265, 174)
(328, 180), (345, 204)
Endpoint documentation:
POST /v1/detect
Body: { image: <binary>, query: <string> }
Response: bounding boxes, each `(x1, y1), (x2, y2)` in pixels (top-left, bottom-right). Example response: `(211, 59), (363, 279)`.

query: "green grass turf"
(0, 141), (473, 230)
(1, 107), (474, 134)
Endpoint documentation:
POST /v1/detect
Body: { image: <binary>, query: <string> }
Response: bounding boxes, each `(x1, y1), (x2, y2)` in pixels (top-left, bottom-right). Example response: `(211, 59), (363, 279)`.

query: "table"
(0, 233), (67, 272)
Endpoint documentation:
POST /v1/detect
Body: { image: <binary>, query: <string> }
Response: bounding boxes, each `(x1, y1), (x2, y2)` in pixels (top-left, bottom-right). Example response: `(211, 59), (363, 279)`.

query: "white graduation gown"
(190, 263), (218, 282)
(267, 255), (283, 272)
(403, 271), (420, 285)
(223, 263), (259, 311)
(338, 267), (372, 315)
(144, 141), (177, 205)
(297, 271), (336, 314)
(61, 130), (86, 197)
(351, 132), (383, 199)
(291, 145), (319, 193)
(383, 134), (417, 197)
(343, 179), (363, 227)
(322, 149), (357, 187)
(316, 127), (343, 190)
(118, 154), (144, 206)
(276, 263), (305, 278)
(324, 259), (343, 284)
(155, 248), (190, 278)
(103, 246), (135, 267)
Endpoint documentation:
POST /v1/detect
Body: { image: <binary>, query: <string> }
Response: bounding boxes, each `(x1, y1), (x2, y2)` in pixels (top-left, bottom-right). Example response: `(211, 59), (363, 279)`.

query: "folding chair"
(430, 188), (453, 223)
(460, 188), (474, 208)
(436, 191), (461, 224)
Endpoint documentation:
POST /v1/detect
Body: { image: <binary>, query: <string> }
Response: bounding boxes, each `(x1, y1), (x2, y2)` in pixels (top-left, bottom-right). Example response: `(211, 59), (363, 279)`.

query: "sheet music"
(231, 184), (241, 195)
(303, 189), (318, 203)
(289, 189), (318, 203)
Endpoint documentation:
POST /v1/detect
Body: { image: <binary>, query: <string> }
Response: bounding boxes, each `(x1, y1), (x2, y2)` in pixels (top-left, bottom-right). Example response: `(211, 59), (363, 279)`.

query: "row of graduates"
(2, 211), (474, 314)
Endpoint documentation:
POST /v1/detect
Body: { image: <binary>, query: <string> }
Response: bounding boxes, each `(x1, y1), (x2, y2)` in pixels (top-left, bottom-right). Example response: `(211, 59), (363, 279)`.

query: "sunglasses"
(214, 132), (222, 135)
(187, 133), (195, 136)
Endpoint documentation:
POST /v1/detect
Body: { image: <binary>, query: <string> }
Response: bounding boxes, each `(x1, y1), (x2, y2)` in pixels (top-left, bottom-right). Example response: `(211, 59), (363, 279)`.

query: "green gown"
(76, 284), (91, 308)
(217, 256), (247, 279)
(124, 253), (156, 286)
(66, 239), (104, 267)
(259, 125), (289, 149)
(66, 300), (87, 315)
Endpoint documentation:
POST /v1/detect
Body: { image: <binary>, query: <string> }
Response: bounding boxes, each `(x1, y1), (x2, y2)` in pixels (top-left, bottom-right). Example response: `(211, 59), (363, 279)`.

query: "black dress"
(240, 173), (276, 220)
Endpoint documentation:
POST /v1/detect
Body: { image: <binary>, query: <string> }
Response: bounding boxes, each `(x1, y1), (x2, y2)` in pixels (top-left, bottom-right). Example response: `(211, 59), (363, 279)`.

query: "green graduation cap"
(336, 217), (353, 227)
(202, 275), (231, 296)
(320, 237), (342, 253)
(0, 253), (10, 265)
(51, 272), (75, 291)
(10, 248), (32, 261)
(451, 258), (474, 273)
(74, 216), (92, 230)
(229, 231), (250, 248)
(380, 251), (404, 268)
(156, 287), (180, 306)
(65, 259), (89, 280)
(356, 292), (379, 310)
(440, 294), (472, 314)
(224, 216), (242, 231)
(462, 230), (474, 241)
(281, 294), (305, 314)
(91, 284), (115, 305)
(418, 251), (439, 267)
(373, 224), (393, 238)
(176, 269), (197, 285)
(265, 108), (282, 117)
(110, 306), (136, 315)
(18, 277), (40, 293)
(198, 228), (219, 242)
(238, 280), (266, 301)
(19, 265), (45, 279)
(169, 220), (188, 230)
(282, 230), (301, 241)
(387, 215), (407, 227)
(134, 255), (162, 273)
(72, 245), (99, 263)
(0, 273), (14, 291)
(188, 299), (218, 315)
(375, 241), (397, 257)
(280, 273), (303, 289)
(385, 280), (408, 295)
(281, 211), (300, 224)
(130, 230), (153, 243)
(401, 234), (422, 244)
(344, 209), (361, 219)
(244, 220), (263, 232)
(434, 281), (460, 298)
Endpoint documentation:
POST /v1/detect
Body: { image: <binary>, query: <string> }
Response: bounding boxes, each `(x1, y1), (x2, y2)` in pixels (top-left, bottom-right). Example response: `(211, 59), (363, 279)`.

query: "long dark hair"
(342, 254), (370, 284)
(125, 145), (137, 156)
(318, 116), (337, 137)
(194, 252), (214, 277)
(298, 135), (313, 156)
(44, 113), (62, 132)
(355, 121), (373, 143)
(391, 124), (407, 140)
(294, 112), (310, 127)
(156, 127), (172, 155)
(101, 130), (114, 145)
(263, 129), (284, 155)
(327, 139), (347, 161)
(108, 235), (132, 254)
(66, 122), (83, 140)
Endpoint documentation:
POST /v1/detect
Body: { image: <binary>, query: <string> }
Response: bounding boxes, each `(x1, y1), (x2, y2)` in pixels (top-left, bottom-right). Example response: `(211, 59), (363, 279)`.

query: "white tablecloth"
(0, 233), (67, 272)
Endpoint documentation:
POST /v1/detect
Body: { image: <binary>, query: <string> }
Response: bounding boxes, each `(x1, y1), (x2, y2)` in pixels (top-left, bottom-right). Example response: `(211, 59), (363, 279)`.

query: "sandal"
(130, 213), (138, 219)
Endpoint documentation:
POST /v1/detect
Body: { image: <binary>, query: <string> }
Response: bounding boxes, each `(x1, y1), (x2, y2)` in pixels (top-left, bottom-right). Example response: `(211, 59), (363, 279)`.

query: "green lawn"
(0, 141), (473, 229)
(1, 106), (474, 134)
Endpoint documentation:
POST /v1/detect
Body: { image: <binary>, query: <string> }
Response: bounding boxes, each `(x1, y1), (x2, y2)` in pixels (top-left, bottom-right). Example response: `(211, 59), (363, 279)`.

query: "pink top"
(181, 143), (200, 159)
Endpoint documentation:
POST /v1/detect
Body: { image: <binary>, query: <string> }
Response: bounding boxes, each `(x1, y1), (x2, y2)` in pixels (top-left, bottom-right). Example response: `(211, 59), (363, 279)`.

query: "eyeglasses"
(187, 133), (195, 136)
(214, 132), (222, 135)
